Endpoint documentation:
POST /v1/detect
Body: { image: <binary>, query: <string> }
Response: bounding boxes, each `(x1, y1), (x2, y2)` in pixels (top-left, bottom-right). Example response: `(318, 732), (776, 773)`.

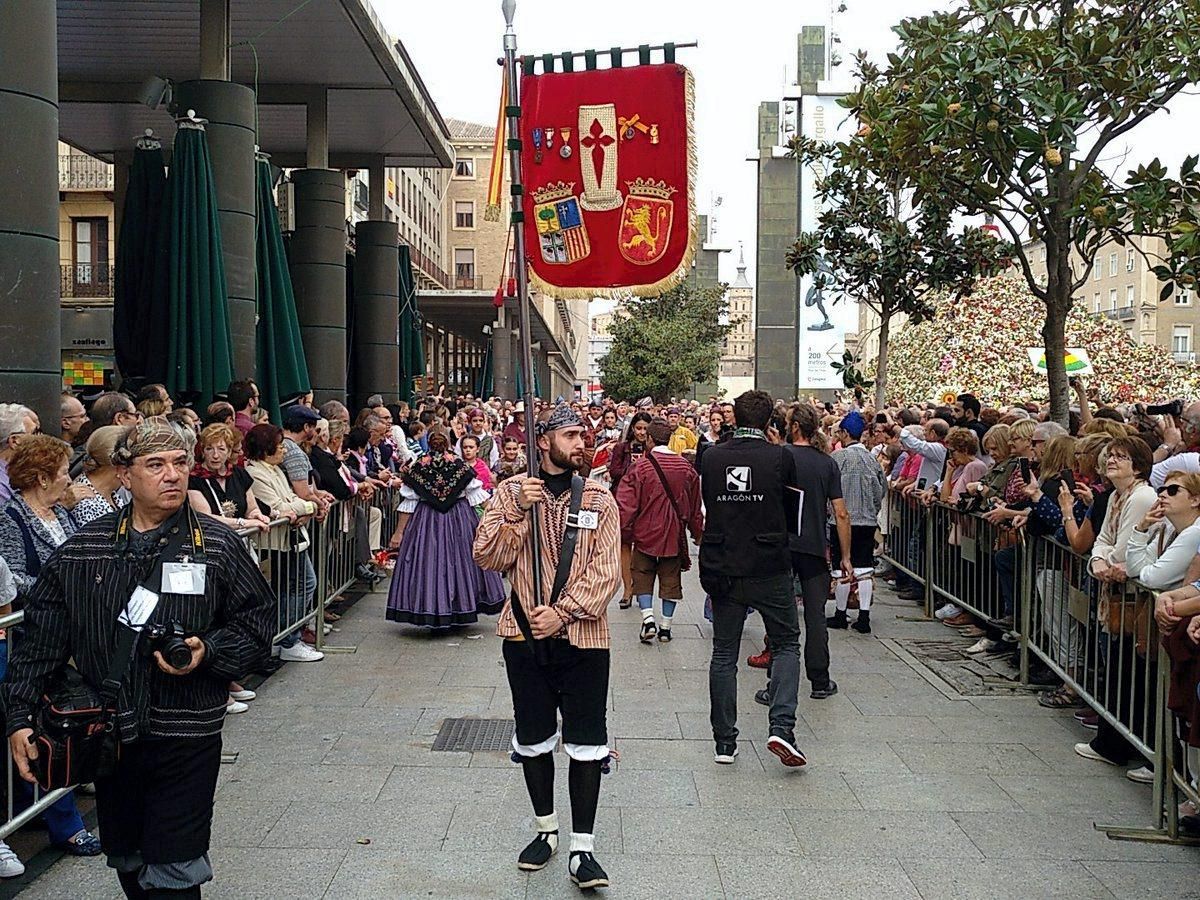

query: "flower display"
(884, 274), (1200, 405)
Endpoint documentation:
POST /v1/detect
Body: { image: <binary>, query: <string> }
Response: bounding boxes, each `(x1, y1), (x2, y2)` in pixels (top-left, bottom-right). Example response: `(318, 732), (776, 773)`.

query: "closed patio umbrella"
(475, 337), (494, 397)
(113, 135), (168, 387)
(398, 245), (425, 397)
(162, 116), (235, 404)
(255, 157), (310, 424)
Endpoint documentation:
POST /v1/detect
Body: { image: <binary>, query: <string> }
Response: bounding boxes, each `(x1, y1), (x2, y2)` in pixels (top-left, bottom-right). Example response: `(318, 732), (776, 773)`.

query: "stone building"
(1025, 236), (1196, 365)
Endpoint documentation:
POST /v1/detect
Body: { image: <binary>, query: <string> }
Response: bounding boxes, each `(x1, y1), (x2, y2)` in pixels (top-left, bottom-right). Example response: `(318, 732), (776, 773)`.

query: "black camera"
(1145, 399), (1184, 417)
(141, 622), (192, 670)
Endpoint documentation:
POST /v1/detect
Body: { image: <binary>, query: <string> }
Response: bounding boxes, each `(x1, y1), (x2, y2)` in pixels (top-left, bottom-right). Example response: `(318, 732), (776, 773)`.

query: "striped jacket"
(473, 475), (621, 650)
(2, 506), (274, 741)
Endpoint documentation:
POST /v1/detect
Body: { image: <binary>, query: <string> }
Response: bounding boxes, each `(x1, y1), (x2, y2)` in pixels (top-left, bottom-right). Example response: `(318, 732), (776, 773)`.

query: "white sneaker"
(935, 603), (960, 620)
(1074, 742), (1120, 765)
(0, 841), (25, 878)
(279, 643), (324, 662)
(226, 699), (249, 714)
(270, 645), (281, 658)
(1125, 765), (1154, 784)
(229, 688), (256, 702)
(323, 622), (333, 635)
(965, 637), (995, 654)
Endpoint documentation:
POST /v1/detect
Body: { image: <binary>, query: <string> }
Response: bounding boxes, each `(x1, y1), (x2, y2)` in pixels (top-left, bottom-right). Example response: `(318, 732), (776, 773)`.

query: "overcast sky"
(376, 0), (1199, 287)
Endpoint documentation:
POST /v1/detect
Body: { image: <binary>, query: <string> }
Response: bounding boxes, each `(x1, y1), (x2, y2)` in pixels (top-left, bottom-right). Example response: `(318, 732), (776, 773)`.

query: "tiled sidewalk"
(17, 572), (1200, 899)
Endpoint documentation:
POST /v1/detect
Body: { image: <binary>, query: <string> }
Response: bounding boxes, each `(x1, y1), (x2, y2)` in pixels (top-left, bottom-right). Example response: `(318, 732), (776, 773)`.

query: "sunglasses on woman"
(1157, 484), (1187, 497)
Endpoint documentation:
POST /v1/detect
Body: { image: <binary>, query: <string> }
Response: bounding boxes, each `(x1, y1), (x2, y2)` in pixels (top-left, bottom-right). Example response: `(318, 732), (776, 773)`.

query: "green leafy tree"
(787, 125), (1011, 407)
(599, 282), (734, 402)
(850, 0), (1200, 424)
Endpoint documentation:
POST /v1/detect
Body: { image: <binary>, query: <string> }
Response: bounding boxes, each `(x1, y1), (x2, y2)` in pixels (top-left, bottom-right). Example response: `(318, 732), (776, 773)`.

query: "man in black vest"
(699, 391), (807, 769)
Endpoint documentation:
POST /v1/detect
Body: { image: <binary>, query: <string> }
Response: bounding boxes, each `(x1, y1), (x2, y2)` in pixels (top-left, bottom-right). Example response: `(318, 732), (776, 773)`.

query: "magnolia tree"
(786, 122), (1010, 408)
(598, 281), (734, 403)
(848, 0), (1200, 425)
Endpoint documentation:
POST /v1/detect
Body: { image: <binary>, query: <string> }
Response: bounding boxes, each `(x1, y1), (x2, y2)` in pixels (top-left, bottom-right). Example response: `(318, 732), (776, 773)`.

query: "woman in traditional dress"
(385, 430), (505, 628)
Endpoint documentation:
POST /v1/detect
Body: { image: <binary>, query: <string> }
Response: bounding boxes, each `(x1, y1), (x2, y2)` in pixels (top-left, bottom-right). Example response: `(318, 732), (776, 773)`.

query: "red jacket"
(615, 449), (703, 556)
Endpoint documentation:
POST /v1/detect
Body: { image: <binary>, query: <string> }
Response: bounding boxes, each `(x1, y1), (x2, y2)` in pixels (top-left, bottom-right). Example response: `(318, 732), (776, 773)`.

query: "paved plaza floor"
(16, 570), (1200, 899)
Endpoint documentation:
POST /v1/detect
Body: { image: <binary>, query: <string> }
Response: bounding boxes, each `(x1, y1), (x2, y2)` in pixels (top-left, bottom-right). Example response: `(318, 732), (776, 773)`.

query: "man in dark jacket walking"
(698, 391), (807, 769)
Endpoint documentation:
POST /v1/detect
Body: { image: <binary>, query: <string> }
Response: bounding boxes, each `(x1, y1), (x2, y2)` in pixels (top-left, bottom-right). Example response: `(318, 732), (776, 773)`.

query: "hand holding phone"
(1019, 458), (1031, 484)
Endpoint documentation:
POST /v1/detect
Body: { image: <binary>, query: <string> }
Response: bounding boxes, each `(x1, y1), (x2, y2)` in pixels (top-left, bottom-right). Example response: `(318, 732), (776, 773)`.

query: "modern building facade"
(1025, 236), (1197, 365)
(753, 26), (854, 401)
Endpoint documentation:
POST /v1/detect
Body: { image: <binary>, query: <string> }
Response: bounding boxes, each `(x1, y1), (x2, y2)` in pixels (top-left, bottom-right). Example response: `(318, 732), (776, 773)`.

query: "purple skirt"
(386, 499), (506, 627)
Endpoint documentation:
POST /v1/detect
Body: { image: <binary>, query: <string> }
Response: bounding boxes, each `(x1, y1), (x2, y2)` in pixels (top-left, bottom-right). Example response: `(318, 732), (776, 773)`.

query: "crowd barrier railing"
(0, 610), (74, 841)
(880, 487), (1200, 845)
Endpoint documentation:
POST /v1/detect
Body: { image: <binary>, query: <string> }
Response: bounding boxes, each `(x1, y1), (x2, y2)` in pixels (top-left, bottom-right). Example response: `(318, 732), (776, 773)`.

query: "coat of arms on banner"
(619, 179), (675, 265)
(518, 62), (696, 298)
(533, 182), (591, 264)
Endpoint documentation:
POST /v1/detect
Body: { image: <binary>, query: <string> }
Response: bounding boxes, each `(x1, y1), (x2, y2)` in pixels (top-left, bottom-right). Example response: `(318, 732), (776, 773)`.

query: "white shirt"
(1126, 519), (1200, 590)
(1151, 452), (1200, 488)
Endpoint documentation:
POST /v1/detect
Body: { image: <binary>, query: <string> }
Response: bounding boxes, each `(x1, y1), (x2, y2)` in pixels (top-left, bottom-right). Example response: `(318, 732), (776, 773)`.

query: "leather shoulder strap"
(550, 475), (585, 607)
(647, 451), (687, 527)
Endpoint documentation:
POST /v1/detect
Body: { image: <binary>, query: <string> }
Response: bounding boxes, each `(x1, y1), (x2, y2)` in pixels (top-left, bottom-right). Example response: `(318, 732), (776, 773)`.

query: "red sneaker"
(747, 649), (771, 669)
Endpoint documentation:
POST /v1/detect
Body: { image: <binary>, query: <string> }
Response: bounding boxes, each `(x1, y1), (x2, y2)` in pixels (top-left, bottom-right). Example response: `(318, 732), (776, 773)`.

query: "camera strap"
(105, 506), (206, 703)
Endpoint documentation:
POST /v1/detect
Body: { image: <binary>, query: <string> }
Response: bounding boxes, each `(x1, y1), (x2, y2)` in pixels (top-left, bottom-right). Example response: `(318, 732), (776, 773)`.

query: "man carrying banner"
(473, 405), (621, 891)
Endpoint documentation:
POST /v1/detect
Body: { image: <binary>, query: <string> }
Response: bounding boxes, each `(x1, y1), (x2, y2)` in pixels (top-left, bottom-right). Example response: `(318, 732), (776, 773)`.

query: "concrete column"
(492, 306), (514, 399)
(351, 220), (399, 407)
(307, 91), (329, 170)
(175, 80), (257, 380)
(199, 0), (231, 80)
(289, 169), (347, 404)
(367, 157), (386, 221)
(538, 352), (552, 401)
(0, 0), (60, 429)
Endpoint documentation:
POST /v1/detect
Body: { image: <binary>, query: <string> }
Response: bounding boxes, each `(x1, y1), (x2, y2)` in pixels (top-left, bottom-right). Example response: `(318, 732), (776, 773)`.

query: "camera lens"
(163, 640), (192, 670)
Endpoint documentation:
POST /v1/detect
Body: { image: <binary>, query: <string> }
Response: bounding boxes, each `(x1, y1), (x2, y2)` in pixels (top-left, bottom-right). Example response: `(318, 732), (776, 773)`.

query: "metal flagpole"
(501, 0), (545, 608)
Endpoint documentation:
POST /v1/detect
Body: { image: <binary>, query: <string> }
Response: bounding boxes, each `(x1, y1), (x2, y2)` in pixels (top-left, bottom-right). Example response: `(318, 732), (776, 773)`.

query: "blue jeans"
(995, 546), (1016, 616)
(276, 552), (316, 647)
(705, 571), (801, 744)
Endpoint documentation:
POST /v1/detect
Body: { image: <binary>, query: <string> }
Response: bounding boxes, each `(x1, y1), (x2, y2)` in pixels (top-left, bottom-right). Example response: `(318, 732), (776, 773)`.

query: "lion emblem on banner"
(619, 179), (676, 265)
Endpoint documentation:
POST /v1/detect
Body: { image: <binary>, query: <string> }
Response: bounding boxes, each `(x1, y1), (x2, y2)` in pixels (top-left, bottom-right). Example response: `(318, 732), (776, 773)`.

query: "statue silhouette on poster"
(804, 255), (835, 332)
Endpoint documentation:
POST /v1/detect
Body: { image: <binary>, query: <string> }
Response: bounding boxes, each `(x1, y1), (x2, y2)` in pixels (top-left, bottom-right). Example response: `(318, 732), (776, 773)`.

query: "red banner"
(519, 63), (696, 298)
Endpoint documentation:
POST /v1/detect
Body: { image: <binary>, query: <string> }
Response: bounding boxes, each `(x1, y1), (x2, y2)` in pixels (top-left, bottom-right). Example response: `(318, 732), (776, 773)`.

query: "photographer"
(2, 422), (274, 899)
(1150, 400), (1200, 487)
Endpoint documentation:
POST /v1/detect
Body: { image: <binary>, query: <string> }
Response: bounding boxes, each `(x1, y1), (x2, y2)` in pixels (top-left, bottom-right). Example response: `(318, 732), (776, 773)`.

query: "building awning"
(418, 291), (566, 359)
(56, 0), (452, 168)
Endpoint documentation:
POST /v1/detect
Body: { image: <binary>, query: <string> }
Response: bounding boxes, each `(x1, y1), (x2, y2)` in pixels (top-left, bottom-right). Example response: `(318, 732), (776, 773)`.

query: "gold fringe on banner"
(526, 67), (699, 300)
(483, 67), (508, 223)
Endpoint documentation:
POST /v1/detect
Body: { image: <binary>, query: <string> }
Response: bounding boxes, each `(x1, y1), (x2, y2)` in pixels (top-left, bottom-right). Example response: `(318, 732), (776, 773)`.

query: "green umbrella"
(398, 246), (425, 397)
(113, 140), (168, 387)
(255, 157), (310, 424)
(475, 337), (494, 397)
(515, 356), (541, 399)
(163, 120), (234, 404)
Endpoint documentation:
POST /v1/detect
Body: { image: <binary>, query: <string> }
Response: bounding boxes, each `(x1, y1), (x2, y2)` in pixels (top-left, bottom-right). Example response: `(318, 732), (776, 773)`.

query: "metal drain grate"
(432, 717), (515, 752)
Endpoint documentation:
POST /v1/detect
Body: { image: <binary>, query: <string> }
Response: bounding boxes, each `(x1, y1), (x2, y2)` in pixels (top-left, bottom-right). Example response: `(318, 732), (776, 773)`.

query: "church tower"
(719, 242), (756, 396)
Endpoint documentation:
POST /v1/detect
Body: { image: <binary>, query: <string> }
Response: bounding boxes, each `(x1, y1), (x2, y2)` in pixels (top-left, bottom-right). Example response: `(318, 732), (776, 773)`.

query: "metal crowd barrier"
(0, 610), (74, 841)
(884, 483), (1200, 845)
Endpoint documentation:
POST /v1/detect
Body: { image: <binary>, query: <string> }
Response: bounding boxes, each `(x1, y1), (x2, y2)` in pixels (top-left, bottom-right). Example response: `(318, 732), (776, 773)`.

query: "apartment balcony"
(1173, 351), (1197, 364)
(61, 263), (113, 300)
(406, 245), (449, 289)
(59, 154), (113, 191)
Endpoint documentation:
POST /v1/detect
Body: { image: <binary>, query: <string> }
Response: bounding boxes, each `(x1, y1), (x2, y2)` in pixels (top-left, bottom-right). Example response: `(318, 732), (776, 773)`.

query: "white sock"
(534, 812), (559, 851)
(569, 832), (595, 855)
(660, 615), (672, 629)
(641, 609), (655, 624)
(832, 572), (850, 611)
(854, 568), (874, 611)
